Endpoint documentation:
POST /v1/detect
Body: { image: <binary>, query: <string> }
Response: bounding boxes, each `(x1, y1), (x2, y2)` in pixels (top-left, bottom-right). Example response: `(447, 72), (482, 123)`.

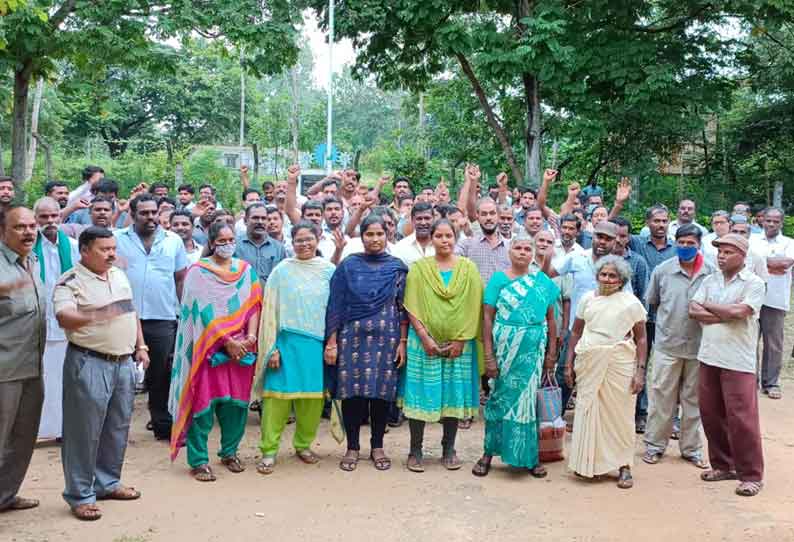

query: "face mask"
(677, 245), (698, 262)
(598, 282), (621, 296)
(214, 243), (236, 259)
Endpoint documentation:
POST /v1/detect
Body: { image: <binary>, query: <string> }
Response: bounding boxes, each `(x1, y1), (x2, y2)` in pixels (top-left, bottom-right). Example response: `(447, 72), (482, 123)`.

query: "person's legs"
(643, 351), (682, 457)
(186, 408), (215, 468)
(408, 418), (425, 458)
(721, 369), (764, 482)
(216, 402), (249, 460)
(698, 363), (733, 473)
(94, 359), (135, 497)
(292, 398), (324, 452)
(556, 330), (573, 413)
(0, 378), (43, 510)
(341, 397), (365, 451)
(142, 320), (178, 439)
(635, 321), (656, 431)
(369, 399), (389, 450)
(678, 359), (704, 460)
(259, 397), (291, 457)
(62, 349), (112, 508)
(759, 306), (785, 392)
(441, 417), (459, 458)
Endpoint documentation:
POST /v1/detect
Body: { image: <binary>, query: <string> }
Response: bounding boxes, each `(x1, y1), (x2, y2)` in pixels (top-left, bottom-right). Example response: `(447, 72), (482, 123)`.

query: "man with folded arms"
(54, 227), (150, 520)
(689, 233), (766, 497)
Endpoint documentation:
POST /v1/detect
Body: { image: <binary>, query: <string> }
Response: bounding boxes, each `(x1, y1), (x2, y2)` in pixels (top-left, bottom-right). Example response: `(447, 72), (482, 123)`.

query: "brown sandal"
(370, 449), (392, 471)
(256, 457), (275, 475)
(701, 469), (737, 482)
(407, 454), (425, 473)
(735, 481), (763, 497)
(6, 497), (39, 511)
(339, 450), (359, 472)
(221, 455), (245, 473)
(71, 503), (102, 521)
(617, 467), (634, 489)
(190, 464), (217, 482)
(442, 453), (463, 471)
(530, 465), (547, 478)
(296, 449), (320, 465)
(98, 485), (141, 500)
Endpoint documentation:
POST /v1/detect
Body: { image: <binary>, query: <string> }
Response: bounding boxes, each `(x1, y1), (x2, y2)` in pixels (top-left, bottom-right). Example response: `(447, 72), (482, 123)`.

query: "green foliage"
(183, 149), (239, 209)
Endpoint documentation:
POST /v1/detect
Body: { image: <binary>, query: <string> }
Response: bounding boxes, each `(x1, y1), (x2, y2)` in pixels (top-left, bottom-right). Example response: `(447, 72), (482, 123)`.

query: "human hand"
(323, 343), (338, 365)
(496, 172), (508, 190)
(616, 177), (632, 203)
(421, 336), (441, 357)
(134, 349), (150, 369)
(567, 182), (580, 200)
(240, 165), (249, 177)
(444, 340), (464, 359)
(466, 164), (481, 183)
(543, 169), (558, 184)
(485, 357), (498, 379)
(225, 338), (247, 361)
(0, 275), (33, 297)
(630, 370), (645, 394)
(564, 364), (575, 389)
(268, 349), (281, 369)
(191, 199), (212, 217)
(116, 198), (130, 214)
(377, 175), (390, 189)
(287, 164), (300, 185)
(395, 341), (407, 369)
(332, 229), (347, 251)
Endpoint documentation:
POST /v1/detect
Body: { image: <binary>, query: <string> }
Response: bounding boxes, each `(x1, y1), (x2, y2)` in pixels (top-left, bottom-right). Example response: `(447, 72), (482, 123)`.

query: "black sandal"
(339, 450), (359, 472)
(370, 450), (392, 471)
(472, 457), (491, 477)
(190, 464), (216, 482)
(529, 465), (547, 478)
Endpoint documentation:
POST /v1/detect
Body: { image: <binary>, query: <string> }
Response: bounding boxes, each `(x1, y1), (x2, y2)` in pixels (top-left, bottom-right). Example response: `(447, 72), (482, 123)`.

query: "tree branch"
(50, 0), (77, 28)
(630, 3), (713, 34)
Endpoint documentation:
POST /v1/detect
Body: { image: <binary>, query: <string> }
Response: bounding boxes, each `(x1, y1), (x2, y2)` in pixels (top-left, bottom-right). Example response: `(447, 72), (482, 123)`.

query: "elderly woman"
(566, 255), (647, 488)
(472, 234), (559, 477)
(168, 223), (262, 482)
(402, 219), (483, 472)
(325, 214), (409, 472)
(254, 221), (336, 474)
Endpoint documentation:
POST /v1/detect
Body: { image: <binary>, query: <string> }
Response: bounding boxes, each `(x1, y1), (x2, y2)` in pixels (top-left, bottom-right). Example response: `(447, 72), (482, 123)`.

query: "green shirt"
(0, 242), (46, 382)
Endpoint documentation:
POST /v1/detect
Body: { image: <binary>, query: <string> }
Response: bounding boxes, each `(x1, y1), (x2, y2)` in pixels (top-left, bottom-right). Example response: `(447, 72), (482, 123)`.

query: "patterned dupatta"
(168, 258), (262, 460)
(253, 257), (336, 395)
(495, 270), (560, 326)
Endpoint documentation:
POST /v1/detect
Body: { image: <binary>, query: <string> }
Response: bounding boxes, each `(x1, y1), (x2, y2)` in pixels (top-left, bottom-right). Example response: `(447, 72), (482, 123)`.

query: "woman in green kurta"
(254, 221), (335, 475)
(402, 219), (483, 472)
(472, 235), (559, 477)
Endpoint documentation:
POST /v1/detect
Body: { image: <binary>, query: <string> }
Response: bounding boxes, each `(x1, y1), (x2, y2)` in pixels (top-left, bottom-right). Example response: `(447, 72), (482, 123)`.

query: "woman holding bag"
(472, 234), (559, 477)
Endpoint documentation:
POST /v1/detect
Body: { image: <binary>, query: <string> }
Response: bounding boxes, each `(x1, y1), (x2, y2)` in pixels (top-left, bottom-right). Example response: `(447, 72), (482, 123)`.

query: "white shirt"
(318, 229), (349, 263)
(640, 220), (709, 240)
(40, 234), (80, 341)
(703, 233), (768, 283)
(392, 233), (435, 267)
(751, 233), (794, 311)
(340, 238), (395, 261)
(234, 218), (247, 238)
(186, 243), (203, 266)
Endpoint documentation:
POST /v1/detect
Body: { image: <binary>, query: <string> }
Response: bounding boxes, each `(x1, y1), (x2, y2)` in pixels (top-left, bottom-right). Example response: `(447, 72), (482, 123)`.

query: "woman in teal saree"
(472, 234), (559, 477)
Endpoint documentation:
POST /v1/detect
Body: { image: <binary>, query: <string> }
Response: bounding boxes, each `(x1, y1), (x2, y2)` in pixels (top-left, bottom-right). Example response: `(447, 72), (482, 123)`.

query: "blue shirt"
(114, 226), (188, 321)
(623, 249), (650, 305)
(554, 249), (633, 330)
(67, 207), (128, 228)
(234, 234), (286, 285)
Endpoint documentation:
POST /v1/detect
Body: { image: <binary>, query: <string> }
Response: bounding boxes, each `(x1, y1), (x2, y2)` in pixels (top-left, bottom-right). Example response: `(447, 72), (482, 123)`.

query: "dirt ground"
(5, 351), (794, 542)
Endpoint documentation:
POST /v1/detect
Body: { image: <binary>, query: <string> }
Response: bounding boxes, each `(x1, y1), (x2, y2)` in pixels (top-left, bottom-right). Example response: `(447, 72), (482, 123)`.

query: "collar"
(670, 253), (708, 278)
(241, 234), (271, 247)
(646, 237), (674, 250)
(476, 232), (505, 245)
(0, 242), (27, 266)
(39, 232), (59, 248)
(721, 268), (753, 285)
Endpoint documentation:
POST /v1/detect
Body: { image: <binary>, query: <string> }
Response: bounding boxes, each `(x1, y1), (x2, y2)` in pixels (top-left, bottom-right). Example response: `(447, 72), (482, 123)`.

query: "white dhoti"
(38, 339), (68, 439)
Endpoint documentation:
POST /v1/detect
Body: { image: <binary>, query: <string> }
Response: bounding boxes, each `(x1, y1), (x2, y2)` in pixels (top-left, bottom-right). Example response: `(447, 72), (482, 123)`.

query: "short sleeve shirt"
(455, 234), (510, 286)
(53, 263), (138, 356)
(750, 233), (794, 311)
(114, 227), (188, 320)
(234, 234), (286, 285)
(692, 270), (766, 373)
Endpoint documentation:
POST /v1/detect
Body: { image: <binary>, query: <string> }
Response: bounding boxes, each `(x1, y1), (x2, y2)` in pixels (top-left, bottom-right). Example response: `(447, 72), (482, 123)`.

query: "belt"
(68, 343), (131, 363)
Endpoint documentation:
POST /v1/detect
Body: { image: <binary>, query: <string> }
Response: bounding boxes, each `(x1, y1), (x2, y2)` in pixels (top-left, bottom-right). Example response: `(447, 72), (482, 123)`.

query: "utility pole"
(326, 0), (334, 174)
(239, 49), (246, 148)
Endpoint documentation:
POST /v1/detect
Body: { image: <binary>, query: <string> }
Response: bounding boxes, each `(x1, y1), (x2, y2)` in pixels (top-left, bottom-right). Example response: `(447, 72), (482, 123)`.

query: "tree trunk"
(24, 78), (44, 182)
(455, 52), (524, 185)
(252, 143), (260, 183)
(522, 73), (542, 187)
(289, 66), (300, 163)
(0, 127), (5, 176)
(773, 181), (783, 209)
(11, 62), (33, 188)
(32, 133), (52, 180)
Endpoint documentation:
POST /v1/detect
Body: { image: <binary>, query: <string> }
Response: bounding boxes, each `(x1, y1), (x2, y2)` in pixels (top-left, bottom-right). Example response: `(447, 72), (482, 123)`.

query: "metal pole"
(240, 49), (246, 148)
(326, 0), (334, 174)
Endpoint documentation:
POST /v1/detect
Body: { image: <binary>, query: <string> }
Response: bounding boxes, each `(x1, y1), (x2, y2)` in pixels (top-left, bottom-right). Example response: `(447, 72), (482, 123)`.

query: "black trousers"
(341, 398), (388, 451)
(142, 319), (177, 439)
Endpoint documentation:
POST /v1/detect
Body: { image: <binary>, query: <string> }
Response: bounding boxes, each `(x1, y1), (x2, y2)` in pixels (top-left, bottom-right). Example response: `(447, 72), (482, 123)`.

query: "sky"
(304, 11), (356, 88)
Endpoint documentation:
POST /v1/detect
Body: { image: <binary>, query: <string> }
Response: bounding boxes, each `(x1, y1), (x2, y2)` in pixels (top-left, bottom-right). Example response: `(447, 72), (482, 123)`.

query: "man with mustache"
(113, 194), (188, 441)
(392, 202), (436, 267)
(0, 176), (16, 214)
(0, 206), (46, 513)
(234, 202), (286, 287)
(54, 226), (149, 520)
(33, 197), (80, 441)
(45, 180), (70, 209)
(169, 210), (203, 266)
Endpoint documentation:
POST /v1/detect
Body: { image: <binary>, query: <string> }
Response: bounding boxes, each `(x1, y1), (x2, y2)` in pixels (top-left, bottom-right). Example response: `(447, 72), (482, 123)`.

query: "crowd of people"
(0, 161), (788, 521)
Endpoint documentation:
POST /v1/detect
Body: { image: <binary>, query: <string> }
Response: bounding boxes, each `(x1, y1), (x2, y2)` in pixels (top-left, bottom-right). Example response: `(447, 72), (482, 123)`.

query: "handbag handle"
(541, 370), (559, 388)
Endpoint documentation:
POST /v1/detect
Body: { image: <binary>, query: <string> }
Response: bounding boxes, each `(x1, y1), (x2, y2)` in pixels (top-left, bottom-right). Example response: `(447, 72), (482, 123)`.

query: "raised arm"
(457, 164), (474, 222)
(285, 164), (302, 226)
(559, 182), (580, 216)
(537, 168), (558, 219)
(609, 177), (631, 220)
(240, 165), (250, 191)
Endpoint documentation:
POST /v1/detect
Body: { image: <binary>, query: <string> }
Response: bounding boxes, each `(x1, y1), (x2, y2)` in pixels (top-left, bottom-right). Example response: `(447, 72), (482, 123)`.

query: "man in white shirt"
(170, 210), (203, 266)
(640, 198), (709, 240)
(702, 210), (730, 267)
(728, 216), (768, 282)
(33, 197), (80, 440)
(392, 202), (435, 267)
(750, 207), (794, 399)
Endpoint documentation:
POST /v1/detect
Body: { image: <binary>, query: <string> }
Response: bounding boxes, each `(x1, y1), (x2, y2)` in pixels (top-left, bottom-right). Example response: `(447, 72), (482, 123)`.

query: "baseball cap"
(593, 221), (618, 238)
(712, 233), (749, 255)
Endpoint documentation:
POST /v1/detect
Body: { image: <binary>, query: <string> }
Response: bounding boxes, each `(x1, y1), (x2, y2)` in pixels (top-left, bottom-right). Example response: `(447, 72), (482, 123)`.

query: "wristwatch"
(135, 344), (149, 352)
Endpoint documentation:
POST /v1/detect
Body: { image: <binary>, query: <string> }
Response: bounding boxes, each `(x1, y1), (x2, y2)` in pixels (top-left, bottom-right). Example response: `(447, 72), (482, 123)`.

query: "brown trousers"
(698, 363), (764, 482)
